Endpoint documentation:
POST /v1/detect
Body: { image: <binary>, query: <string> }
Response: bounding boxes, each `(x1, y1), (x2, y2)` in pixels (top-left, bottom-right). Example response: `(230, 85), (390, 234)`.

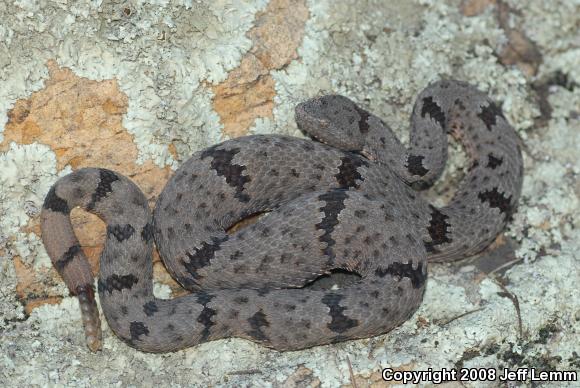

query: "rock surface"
(1, 0), (578, 386)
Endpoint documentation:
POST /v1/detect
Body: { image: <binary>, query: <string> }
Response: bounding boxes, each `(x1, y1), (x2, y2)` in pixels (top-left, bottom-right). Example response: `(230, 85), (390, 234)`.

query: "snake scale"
(40, 80), (523, 353)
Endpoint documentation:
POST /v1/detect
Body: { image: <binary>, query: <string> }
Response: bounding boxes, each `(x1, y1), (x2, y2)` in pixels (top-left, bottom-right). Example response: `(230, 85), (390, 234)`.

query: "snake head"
(295, 95), (367, 151)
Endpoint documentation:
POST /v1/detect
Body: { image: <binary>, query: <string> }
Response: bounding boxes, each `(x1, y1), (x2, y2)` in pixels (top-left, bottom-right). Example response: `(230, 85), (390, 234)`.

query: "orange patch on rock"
(2, 61), (171, 192)
(460, 0), (497, 16)
(460, 0), (541, 77)
(3, 60), (178, 307)
(13, 255), (62, 314)
(24, 297), (63, 315)
(495, 2), (542, 77)
(212, 0), (309, 138)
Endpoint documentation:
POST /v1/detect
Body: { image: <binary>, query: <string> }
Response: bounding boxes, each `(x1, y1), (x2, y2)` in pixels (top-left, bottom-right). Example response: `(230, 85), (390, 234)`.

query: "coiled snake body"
(41, 80), (523, 352)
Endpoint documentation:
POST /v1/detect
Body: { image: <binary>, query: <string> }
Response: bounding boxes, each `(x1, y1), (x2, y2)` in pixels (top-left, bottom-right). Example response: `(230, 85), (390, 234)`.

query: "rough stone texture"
(212, 0), (309, 138)
(0, 61), (178, 307)
(1, 0), (578, 387)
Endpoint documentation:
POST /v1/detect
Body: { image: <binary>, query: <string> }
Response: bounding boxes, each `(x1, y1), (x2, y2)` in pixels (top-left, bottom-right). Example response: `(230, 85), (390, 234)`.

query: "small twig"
(488, 257), (524, 277)
(346, 356), (358, 388)
(439, 307), (484, 327)
(493, 277), (523, 339)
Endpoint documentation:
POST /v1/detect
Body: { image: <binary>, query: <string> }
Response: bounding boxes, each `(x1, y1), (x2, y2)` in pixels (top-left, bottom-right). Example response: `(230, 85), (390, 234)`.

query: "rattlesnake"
(41, 80), (523, 352)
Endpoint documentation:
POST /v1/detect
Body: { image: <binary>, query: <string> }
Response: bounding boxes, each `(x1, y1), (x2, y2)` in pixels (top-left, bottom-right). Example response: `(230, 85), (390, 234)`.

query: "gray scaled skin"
(40, 80), (523, 353)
